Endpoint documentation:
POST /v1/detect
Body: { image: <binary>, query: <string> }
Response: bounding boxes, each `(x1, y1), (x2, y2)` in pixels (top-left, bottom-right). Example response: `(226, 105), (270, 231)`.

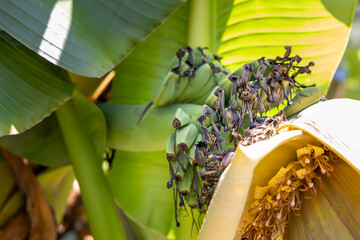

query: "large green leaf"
(0, 36), (74, 137)
(108, 150), (173, 236)
(0, 0), (184, 77)
(216, 0), (357, 94)
(0, 91), (106, 167)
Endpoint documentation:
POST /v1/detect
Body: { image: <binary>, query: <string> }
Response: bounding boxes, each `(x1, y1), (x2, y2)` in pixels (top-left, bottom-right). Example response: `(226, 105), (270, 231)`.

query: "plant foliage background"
(0, 0), (358, 239)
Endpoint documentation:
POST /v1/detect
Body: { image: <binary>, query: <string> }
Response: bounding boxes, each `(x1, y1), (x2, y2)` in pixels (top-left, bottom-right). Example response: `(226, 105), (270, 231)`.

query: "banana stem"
(188, 0), (215, 51)
(56, 100), (125, 240)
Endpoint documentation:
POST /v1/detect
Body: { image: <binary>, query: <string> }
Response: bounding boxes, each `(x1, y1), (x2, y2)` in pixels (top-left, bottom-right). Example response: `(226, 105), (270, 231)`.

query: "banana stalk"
(56, 100), (126, 240)
(173, 108), (191, 128)
(176, 124), (199, 150)
(178, 165), (194, 195)
(198, 99), (360, 240)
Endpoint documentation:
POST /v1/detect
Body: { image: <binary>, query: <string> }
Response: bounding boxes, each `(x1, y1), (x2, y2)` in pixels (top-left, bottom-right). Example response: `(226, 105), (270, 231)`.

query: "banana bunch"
(165, 107), (207, 227)
(152, 46), (229, 107)
(99, 46), (325, 229)
(164, 46), (324, 227)
(166, 104), (236, 225)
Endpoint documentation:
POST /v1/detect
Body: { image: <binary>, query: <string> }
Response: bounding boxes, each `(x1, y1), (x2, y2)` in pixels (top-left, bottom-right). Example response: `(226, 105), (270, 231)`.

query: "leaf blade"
(0, 0), (185, 77)
(0, 37), (75, 136)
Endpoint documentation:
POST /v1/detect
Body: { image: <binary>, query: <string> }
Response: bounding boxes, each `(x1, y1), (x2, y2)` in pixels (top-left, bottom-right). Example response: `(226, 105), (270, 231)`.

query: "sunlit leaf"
(0, 0), (184, 77)
(0, 30), (70, 81)
(216, 0), (357, 93)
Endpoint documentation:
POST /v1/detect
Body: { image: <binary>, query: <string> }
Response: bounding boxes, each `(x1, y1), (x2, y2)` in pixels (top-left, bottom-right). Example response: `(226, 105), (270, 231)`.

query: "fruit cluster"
(158, 46), (320, 227)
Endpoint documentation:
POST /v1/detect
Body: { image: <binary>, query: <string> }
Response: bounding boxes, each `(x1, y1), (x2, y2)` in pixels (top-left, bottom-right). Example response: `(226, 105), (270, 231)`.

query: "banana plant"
(0, 0), (358, 240)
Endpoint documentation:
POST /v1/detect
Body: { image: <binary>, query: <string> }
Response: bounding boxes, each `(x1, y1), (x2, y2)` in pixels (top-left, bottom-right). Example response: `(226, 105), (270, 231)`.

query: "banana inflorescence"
(163, 46), (323, 227)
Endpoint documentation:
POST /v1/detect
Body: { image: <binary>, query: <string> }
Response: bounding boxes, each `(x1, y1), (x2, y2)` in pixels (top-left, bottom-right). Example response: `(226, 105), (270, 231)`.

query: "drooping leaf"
(0, 91), (106, 167)
(0, 37), (74, 137)
(37, 166), (75, 224)
(0, 0), (185, 77)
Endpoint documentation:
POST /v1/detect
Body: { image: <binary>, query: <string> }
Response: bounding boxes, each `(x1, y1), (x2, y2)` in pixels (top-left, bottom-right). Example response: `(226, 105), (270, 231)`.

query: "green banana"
(284, 87), (322, 118)
(166, 133), (178, 161)
(218, 124), (232, 150)
(166, 52), (189, 73)
(201, 104), (218, 126)
(194, 166), (205, 209)
(100, 103), (203, 151)
(178, 165), (194, 195)
(172, 108), (191, 128)
(153, 62), (190, 106)
(212, 60), (267, 106)
(176, 124), (199, 150)
(205, 86), (223, 109)
(170, 161), (183, 181)
(188, 134), (204, 165)
(170, 153), (189, 182)
(192, 62), (230, 104)
(193, 47), (214, 67)
(153, 46), (231, 106)
(204, 52), (215, 63)
(0, 157), (16, 210)
(176, 63), (213, 103)
(193, 48), (205, 67)
(185, 187), (198, 209)
(0, 191), (25, 227)
(185, 164), (205, 210)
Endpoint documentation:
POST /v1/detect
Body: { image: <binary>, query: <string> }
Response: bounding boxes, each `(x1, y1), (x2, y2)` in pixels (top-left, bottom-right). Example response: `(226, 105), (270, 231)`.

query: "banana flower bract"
(198, 98), (360, 240)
